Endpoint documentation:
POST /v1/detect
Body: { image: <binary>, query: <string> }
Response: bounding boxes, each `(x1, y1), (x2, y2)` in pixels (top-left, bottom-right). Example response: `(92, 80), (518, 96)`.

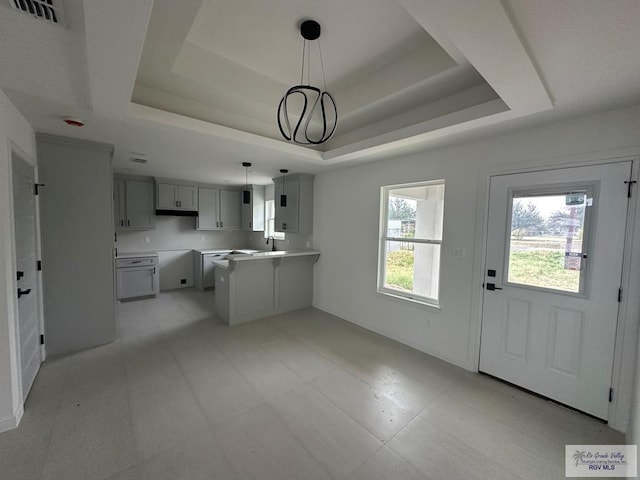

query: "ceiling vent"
(9, 0), (63, 25)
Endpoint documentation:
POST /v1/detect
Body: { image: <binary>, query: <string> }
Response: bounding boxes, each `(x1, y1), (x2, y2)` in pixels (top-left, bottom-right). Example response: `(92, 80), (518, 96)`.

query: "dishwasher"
(115, 255), (159, 300)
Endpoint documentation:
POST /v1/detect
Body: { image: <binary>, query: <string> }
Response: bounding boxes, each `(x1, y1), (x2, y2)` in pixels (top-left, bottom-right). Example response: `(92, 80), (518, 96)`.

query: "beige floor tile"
(61, 354), (127, 409)
(106, 466), (142, 480)
(269, 384), (382, 479)
(167, 331), (227, 374)
(312, 369), (418, 441)
(216, 404), (332, 480)
(123, 335), (182, 387)
(262, 337), (337, 380)
(129, 375), (209, 459)
(139, 430), (235, 480)
(388, 415), (503, 480)
(421, 395), (564, 480)
(185, 360), (264, 427)
(348, 446), (432, 480)
(0, 289), (626, 480)
(339, 353), (445, 412)
(225, 344), (305, 401)
(42, 391), (136, 480)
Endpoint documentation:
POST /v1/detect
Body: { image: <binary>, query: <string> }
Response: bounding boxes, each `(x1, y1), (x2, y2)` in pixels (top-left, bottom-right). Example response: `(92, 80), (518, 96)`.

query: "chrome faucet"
(266, 236), (277, 251)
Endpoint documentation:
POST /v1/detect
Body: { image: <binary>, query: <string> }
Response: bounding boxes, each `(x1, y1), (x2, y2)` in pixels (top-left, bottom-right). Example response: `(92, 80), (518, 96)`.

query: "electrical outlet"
(144, 236), (150, 243)
(453, 248), (465, 258)
(305, 241), (311, 248)
(180, 278), (187, 285)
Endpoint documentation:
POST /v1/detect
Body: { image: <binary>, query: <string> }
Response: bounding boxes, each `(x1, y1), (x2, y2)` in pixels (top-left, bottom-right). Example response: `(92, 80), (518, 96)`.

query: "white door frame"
(7, 142), (45, 406)
(471, 151), (640, 432)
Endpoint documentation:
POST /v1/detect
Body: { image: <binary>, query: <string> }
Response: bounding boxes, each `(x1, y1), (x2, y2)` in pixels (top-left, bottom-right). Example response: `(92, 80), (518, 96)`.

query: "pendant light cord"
(318, 39), (327, 91)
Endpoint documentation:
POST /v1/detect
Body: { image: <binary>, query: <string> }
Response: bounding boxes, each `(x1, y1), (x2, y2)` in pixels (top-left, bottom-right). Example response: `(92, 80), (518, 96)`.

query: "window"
(264, 200), (285, 240)
(506, 187), (593, 294)
(378, 180), (445, 306)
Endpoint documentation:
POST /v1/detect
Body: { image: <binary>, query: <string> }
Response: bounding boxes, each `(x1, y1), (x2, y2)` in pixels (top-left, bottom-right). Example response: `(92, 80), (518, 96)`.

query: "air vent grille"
(10, 0), (60, 24)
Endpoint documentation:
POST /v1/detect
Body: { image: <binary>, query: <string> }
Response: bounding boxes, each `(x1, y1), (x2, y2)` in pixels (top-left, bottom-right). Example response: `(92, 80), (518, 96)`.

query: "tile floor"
(0, 288), (623, 480)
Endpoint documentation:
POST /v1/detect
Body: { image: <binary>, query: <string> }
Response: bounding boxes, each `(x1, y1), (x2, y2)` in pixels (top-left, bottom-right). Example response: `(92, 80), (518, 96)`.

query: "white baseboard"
(0, 404), (23, 434)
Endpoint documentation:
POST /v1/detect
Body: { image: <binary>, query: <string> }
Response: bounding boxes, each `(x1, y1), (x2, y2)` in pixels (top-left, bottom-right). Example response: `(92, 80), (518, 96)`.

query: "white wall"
(313, 104), (640, 432)
(0, 87), (36, 432)
(116, 216), (248, 252)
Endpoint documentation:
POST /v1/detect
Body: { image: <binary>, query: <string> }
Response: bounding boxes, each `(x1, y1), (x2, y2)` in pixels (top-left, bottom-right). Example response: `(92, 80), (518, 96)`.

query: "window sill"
(377, 288), (441, 311)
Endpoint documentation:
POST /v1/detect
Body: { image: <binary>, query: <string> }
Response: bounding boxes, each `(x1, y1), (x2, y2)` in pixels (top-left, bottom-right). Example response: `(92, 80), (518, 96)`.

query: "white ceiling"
(1, 0), (640, 185)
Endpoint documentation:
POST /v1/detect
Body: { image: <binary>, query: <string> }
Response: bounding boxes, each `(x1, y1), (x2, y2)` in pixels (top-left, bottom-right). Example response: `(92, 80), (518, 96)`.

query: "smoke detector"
(130, 153), (148, 164)
(63, 117), (84, 127)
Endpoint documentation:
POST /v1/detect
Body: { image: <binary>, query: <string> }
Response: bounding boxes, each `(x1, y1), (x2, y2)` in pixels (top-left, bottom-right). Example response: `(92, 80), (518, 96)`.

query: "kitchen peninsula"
(214, 250), (320, 325)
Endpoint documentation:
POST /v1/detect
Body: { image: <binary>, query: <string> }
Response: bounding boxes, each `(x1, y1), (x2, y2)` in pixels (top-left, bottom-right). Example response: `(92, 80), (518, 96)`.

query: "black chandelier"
(277, 20), (337, 145)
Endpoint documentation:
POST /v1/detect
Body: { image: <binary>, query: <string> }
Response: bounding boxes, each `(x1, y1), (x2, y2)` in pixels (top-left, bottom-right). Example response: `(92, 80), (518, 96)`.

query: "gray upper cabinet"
(114, 177), (155, 230)
(273, 173), (313, 234)
(156, 182), (197, 211)
(197, 187), (242, 230)
(241, 184), (265, 231)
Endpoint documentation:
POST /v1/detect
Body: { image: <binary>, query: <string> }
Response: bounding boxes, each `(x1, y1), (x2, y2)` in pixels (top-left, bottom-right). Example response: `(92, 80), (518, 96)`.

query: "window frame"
(264, 199), (285, 240)
(377, 179), (445, 307)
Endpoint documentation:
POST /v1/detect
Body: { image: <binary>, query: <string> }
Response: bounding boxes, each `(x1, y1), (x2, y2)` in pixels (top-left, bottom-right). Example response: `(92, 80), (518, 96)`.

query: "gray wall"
(38, 135), (116, 356)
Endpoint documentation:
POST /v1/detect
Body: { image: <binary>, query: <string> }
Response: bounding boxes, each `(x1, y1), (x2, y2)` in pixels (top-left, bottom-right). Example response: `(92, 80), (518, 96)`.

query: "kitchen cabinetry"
(197, 187), (241, 230)
(193, 250), (231, 290)
(272, 173), (314, 234)
(114, 178), (155, 230)
(156, 182), (197, 211)
(242, 184), (265, 231)
(116, 255), (159, 300)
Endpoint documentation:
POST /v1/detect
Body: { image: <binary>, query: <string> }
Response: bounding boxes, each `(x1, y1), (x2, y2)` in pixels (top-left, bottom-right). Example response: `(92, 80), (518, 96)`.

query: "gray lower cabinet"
(116, 256), (159, 300)
(193, 250), (230, 290)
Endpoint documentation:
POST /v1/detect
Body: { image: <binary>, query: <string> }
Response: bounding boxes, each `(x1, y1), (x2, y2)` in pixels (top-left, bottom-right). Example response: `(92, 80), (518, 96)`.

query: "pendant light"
(242, 162), (251, 204)
(277, 20), (337, 145)
(280, 169), (288, 207)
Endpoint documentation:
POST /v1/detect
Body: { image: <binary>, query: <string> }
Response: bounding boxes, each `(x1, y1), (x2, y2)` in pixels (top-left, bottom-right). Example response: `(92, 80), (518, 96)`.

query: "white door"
(480, 161), (632, 419)
(12, 154), (42, 400)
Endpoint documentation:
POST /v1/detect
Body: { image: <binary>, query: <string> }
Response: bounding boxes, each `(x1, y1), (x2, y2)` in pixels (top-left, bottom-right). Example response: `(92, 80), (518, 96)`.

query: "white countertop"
(193, 249), (259, 255)
(213, 250), (320, 270)
(226, 250), (321, 261)
(116, 251), (159, 259)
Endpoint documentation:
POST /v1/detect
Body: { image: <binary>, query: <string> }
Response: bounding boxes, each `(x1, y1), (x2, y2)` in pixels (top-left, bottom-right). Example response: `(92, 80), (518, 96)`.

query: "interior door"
(12, 153), (42, 400)
(480, 162), (632, 419)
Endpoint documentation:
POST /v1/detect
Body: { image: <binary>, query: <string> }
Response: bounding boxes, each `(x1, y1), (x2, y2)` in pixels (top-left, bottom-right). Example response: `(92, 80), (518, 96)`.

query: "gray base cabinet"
(215, 253), (318, 325)
(116, 256), (159, 300)
(193, 250), (231, 290)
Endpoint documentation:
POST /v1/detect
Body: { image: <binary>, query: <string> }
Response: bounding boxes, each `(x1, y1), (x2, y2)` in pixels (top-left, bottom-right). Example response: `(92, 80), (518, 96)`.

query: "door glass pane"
(507, 192), (588, 293)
